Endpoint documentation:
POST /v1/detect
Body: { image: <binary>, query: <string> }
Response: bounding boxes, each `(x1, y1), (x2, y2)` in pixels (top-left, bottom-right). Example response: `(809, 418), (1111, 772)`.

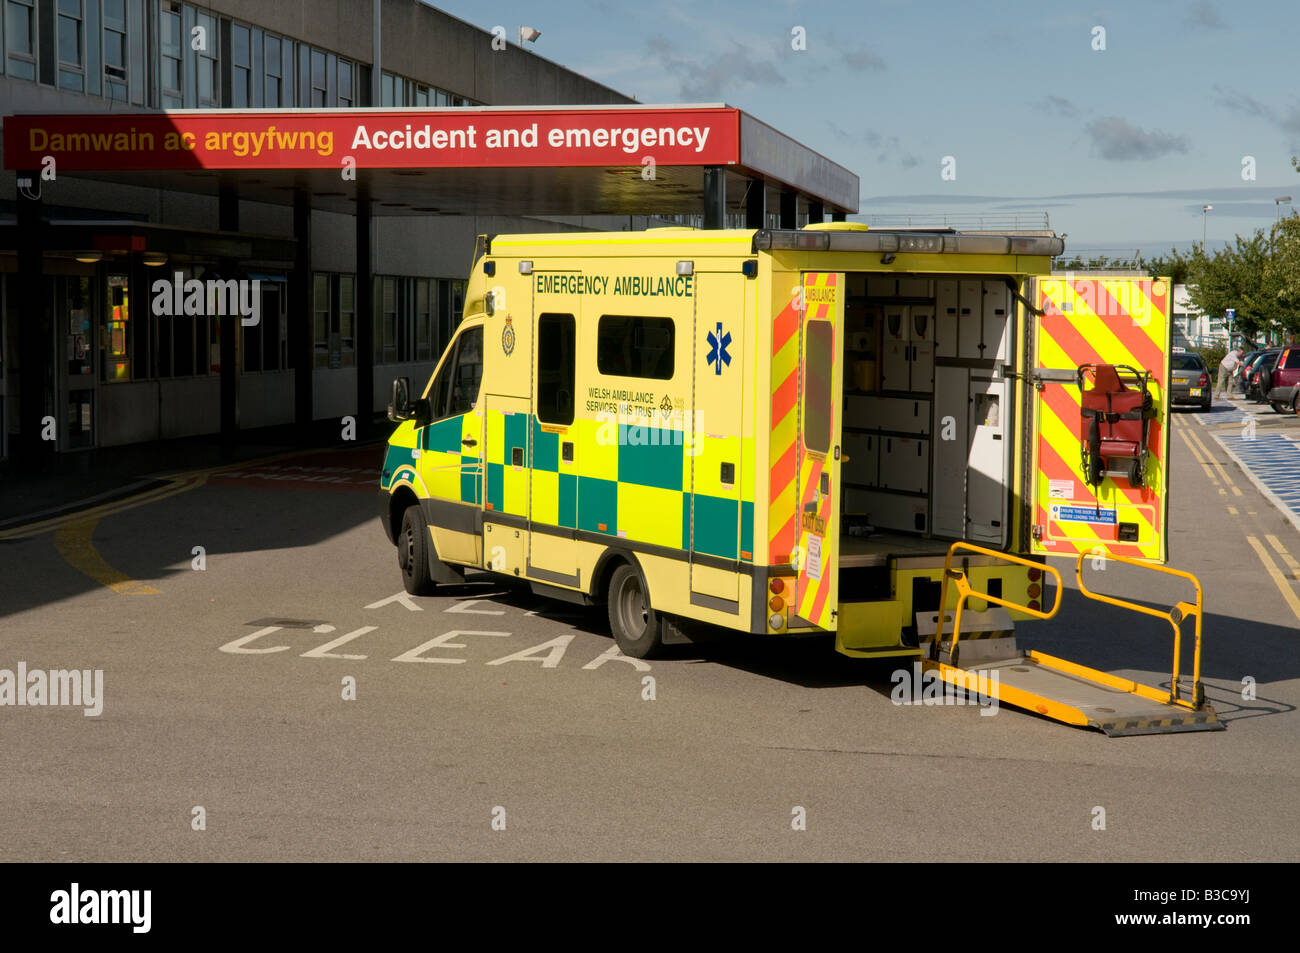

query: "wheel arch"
(385, 485), (421, 544)
(589, 547), (644, 605)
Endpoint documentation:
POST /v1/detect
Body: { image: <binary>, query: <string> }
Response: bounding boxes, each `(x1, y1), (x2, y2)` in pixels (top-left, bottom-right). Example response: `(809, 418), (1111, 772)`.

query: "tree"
(1182, 230), (1287, 340)
(1263, 214), (1300, 333)
(1138, 248), (1191, 284)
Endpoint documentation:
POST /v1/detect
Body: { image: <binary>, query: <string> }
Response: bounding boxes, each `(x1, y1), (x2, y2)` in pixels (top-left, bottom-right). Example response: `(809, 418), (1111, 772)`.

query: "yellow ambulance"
(378, 224), (1214, 734)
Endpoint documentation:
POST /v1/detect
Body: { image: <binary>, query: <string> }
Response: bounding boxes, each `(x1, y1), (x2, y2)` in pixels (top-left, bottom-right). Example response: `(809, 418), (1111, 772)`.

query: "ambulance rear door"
(1027, 276), (1172, 563)
(792, 271), (844, 629)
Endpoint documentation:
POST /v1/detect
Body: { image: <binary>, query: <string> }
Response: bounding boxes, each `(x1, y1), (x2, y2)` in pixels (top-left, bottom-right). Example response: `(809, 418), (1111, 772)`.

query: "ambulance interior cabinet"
(879, 305), (935, 393)
(879, 435), (929, 494)
(966, 377), (1006, 544)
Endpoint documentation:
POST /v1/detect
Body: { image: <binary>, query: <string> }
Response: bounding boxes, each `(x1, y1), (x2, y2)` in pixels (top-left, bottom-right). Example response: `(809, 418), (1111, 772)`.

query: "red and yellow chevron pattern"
(794, 272), (842, 628)
(1033, 278), (1171, 562)
(768, 281), (801, 565)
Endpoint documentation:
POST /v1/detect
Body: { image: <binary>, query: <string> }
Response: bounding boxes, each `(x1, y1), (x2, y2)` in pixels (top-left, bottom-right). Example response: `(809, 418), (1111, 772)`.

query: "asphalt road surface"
(1, 425), (1298, 862)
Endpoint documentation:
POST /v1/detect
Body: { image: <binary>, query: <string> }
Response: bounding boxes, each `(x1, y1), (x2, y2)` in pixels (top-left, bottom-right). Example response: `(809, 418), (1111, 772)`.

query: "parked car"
(1170, 352), (1212, 410)
(1246, 349), (1282, 402)
(1237, 349), (1264, 397)
(1267, 346), (1300, 414)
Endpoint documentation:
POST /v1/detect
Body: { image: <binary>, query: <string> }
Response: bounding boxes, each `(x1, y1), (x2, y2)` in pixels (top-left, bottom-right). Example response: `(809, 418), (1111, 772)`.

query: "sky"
(434, 0), (1300, 256)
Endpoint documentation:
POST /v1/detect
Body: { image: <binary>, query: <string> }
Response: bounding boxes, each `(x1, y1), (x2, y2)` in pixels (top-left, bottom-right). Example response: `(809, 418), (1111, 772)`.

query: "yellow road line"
(0, 443), (358, 541)
(1175, 425), (1220, 484)
(0, 474), (207, 541)
(1266, 534), (1300, 580)
(1182, 424), (1243, 495)
(52, 518), (161, 595)
(1246, 535), (1300, 624)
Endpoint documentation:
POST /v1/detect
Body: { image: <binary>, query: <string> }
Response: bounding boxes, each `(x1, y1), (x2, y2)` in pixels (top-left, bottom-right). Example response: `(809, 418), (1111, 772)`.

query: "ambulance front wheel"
(607, 563), (664, 659)
(399, 505), (437, 596)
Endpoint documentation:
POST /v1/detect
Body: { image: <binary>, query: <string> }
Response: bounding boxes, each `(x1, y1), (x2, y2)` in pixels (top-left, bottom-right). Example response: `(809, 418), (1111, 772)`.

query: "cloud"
(861, 185), (1299, 205)
(1213, 85), (1275, 121)
(1034, 95), (1078, 118)
(645, 35), (785, 100)
(1188, 1), (1225, 29)
(1084, 116), (1189, 161)
(831, 43), (886, 72)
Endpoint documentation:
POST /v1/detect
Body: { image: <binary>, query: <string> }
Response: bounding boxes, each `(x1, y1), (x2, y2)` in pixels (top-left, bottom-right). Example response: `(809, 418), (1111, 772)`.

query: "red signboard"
(3, 108), (741, 172)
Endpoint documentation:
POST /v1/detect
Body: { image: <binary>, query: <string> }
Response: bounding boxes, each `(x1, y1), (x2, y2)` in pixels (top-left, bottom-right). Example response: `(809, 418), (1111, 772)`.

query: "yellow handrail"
(934, 542), (1063, 665)
(1074, 553), (1205, 709)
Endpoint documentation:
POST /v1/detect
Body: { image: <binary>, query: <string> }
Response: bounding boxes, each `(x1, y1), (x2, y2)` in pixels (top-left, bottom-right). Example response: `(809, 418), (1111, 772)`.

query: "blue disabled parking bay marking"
(1213, 430), (1300, 526)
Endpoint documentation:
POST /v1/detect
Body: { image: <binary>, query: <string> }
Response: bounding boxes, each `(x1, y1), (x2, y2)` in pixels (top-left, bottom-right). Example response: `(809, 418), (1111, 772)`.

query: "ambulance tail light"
(769, 577), (786, 594)
(769, 595), (784, 612)
(1028, 599), (1041, 612)
(769, 613), (785, 630)
(1027, 583), (1042, 598)
(1028, 567), (1042, 581)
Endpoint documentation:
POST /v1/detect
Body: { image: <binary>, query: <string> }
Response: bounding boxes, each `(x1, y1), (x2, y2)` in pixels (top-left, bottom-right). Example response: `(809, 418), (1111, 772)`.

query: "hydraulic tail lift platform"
(917, 543), (1223, 736)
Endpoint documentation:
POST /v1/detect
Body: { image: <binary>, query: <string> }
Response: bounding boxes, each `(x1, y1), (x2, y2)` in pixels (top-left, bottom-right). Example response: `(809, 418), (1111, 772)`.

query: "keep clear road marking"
(52, 518), (160, 595)
(1245, 535), (1300, 625)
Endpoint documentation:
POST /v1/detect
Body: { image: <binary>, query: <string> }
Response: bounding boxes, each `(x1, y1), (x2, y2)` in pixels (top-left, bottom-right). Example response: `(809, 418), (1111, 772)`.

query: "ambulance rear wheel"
(399, 505), (437, 597)
(607, 563), (664, 659)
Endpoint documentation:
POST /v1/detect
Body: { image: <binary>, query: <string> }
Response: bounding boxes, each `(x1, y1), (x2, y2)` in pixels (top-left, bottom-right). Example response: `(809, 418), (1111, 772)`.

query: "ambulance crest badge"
(501, 316), (516, 356)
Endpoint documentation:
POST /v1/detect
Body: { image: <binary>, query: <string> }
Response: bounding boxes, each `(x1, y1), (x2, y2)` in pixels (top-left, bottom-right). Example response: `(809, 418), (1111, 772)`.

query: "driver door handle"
(462, 437), (477, 447)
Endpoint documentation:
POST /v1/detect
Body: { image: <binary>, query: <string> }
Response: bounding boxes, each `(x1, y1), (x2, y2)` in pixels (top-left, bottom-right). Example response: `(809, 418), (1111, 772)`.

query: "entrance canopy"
(4, 104), (858, 219)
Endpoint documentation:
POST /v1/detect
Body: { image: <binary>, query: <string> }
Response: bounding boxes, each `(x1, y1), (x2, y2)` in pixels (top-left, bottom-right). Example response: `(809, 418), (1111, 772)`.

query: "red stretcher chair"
(1077, 363), (1154, 489)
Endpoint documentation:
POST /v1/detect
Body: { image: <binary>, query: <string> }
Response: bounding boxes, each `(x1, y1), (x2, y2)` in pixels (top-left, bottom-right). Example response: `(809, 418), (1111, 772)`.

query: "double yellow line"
(1175, 417), (1300, 624)
(0, 473), (209, 542)
(1175, 417), (1242, 496)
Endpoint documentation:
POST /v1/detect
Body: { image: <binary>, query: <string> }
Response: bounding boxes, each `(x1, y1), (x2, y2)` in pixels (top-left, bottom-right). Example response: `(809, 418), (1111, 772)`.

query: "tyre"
(1272, 401), (1289, 415)
(1293, 393), (1300, 417)
(606, 562), (664, 659)
(1128, 458), (1143, 488)
(398, 504), (437, 596)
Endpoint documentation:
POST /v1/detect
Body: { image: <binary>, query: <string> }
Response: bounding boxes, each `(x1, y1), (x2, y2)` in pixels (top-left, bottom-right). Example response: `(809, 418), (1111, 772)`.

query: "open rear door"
(1028, 277), (1172, 563)
(793, 272), (844, 629)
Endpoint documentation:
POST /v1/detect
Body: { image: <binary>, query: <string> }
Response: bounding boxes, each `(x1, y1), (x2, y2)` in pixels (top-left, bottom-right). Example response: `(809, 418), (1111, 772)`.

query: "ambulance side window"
(537, 313), (576, 426)
(448, 327), (483, 415)
(597, 315), (675, 380)
(428, 326), (482, 421)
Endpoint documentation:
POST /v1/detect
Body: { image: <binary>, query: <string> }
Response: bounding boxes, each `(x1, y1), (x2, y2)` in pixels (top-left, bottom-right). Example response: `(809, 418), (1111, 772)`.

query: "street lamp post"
(1202, 204), (1213, 247)
(1278, 196), (1293, 222)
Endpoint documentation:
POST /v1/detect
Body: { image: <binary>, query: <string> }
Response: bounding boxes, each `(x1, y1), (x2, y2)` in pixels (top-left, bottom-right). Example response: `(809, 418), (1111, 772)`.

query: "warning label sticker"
(805, 534), (823, 581)
(1048, 479), (1075, 499)
(1051, 504), (1116, 525)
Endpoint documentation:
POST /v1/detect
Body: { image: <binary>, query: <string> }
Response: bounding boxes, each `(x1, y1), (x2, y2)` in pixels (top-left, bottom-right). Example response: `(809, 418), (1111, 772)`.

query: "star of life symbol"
(706, 322), (731, 375)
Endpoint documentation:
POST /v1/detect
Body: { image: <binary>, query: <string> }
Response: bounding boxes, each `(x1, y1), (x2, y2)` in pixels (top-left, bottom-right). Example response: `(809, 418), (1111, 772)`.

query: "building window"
(195, 10), (218, 106)
(377, 276), (397, 364)
(309, 47), (325, 106)
(314, 274), (357, 368)
(243, 280), (283, 373)
(103, 274), (131, 382)
(230, 22), (250, 107)
(160, 5), (182, 107)
(263, 32), (282, 106)
(380, 70), (396, 106)
(5, 0), (36, 81)
(337, 58), (352, 107)
(57, 0), (85, 92)
(102, 0), (127, 99)
(414, 83), (429, 107)
(416, 279), (432, 360)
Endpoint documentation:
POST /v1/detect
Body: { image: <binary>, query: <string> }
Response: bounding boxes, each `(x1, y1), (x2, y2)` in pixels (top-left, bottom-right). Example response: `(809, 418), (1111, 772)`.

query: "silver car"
(1170, 351), (1211, 410)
